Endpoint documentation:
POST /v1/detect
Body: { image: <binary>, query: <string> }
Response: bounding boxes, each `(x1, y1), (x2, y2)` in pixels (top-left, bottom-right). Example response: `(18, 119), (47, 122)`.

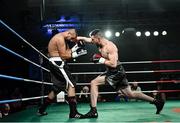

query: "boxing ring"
(0, 20), (180, 122)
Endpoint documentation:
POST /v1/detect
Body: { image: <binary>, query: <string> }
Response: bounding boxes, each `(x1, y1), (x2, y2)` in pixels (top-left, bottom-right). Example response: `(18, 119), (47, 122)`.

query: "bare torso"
(48, 33), (69, 58)
(99, 40), (118, 62)
(76, 36), (118, 68)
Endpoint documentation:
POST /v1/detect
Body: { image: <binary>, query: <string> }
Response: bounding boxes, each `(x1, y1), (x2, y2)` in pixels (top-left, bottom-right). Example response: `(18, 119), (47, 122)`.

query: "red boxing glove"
(92, 53), (105, 63)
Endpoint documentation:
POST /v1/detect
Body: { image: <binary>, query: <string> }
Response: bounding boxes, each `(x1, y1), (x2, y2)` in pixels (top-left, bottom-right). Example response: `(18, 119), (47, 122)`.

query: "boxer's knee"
(91, 80), (98, 87)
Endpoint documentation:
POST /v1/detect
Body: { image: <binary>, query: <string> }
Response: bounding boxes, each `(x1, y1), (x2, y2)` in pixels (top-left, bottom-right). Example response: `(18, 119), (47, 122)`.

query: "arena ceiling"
(1, 0), (180, 46)
(1, 0), (180, 25)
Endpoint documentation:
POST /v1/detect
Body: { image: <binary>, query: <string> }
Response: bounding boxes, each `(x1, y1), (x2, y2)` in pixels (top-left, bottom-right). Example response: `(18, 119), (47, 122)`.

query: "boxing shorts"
(48, 57), (76, 94)
(101, 61), (129, 91)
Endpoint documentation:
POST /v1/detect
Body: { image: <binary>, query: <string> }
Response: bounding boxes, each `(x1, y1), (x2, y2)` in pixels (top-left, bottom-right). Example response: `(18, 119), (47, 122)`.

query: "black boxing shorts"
(101, 62), (129, 91)
(48, 57), (76, 94)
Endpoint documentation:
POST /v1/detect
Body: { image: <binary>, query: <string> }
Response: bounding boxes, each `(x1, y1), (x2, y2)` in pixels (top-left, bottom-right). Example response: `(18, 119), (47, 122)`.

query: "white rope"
(71, 69), (180, 75)
(68, 59), (180, 65)
(71, 71), (151, 75)
(126, 70), (154, 74)
(68, 61), (151, 65)
(0, 74), (53, 85)
(23, 57), (50, 72)
(70, 91), (155, 95)
(76, 80), (180, 85)
(0, 20), (49, 60)
(0, 95), (48, 104)
(24, 79), (53, 85)
(73, 90), (180, 95)
(0, 44), (50, 72)
(72, 72), (104, 75)
(22, 95), (48, 101)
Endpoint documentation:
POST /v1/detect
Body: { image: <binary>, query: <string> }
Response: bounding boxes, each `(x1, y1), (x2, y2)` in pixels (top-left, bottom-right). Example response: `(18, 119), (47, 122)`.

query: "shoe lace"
(74, 113), (82, 118)
(86, 110), (97, 116)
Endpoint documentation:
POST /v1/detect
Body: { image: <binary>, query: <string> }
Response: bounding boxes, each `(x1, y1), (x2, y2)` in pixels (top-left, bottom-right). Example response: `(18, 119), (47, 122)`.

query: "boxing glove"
(92, 53), (105, 63)
(71, 41), (85, 53)
(72, 48), (87, 58)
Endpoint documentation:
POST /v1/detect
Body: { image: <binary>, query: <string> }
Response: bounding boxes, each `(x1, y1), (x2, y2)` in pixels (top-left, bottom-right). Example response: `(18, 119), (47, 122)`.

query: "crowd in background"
(1, 74), (180, 118)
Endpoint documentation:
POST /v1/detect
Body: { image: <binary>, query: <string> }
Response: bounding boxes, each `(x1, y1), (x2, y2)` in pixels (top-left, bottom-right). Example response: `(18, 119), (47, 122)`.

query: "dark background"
(0, 0), (180, 106)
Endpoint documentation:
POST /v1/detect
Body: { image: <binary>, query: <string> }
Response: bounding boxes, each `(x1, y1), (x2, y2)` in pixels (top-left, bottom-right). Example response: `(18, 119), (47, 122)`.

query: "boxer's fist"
(71, 41), (85, 53)
(72, 48), (87, 58)
(92, 53), (105, 63)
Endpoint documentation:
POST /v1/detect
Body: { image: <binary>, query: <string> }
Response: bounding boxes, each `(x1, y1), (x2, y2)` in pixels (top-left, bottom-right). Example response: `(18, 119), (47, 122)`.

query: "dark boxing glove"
(92, 53), (105, 63)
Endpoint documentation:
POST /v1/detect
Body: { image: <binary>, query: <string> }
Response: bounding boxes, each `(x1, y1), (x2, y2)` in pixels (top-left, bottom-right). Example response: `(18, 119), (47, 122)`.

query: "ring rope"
(68, 90), (180, 95)
(1, 20), (179, 67)
(76, 80), (180, 85)
(0, 20), (49, 60)
(0, 44), (50, 72)
(0, 74), (53, 85)
(0, 95), (48, 104)
(68, 59), (180, 65)
(1, 90), (179, 104)
(71, 69), (180, 75)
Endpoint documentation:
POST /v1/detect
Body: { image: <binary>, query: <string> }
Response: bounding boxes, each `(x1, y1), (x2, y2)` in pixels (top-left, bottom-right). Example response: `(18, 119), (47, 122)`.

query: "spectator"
(79, 86), (90, 103)
(0, 111), (2, 118)
(10, 88), (23, 112)
(0, 89), (11, 118)
(0, 104), (10, 118)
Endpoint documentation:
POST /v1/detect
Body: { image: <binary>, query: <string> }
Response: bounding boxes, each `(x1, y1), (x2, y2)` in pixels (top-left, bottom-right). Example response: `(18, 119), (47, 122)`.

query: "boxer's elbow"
(110, 62), (117, 68)
(59, 52), (71, 60)
(106, 61), (117, 68)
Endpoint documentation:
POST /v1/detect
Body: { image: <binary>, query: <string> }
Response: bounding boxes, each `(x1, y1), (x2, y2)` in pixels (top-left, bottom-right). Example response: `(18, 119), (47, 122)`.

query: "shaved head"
(64, 29), (77, 41)
(68, 29), (77, 38)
